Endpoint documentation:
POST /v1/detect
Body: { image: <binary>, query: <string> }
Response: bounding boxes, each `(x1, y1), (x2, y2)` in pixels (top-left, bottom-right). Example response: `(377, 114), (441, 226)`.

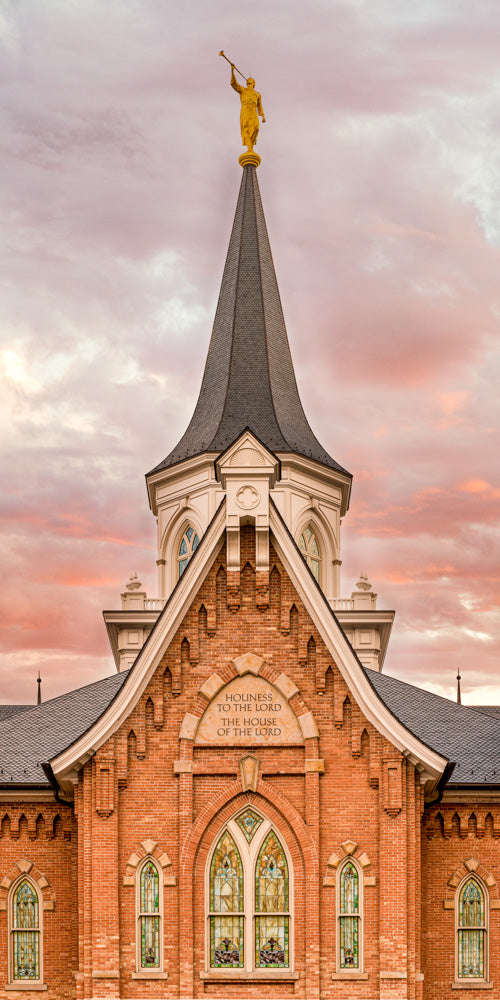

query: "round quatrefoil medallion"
(236, 485), (260, 510)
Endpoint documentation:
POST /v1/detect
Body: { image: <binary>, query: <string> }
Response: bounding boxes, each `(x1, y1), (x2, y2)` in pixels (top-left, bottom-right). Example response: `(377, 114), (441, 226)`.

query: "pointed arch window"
(178, 526), (200, 578)
(337, 859), (362, 972)
(457, 877), (488, 981)
(255, 831), (289, 968)
(209, 831), (244, 968)
(206, 815), (292, 975)
(10, 878), (41, 982)
(298, 526), (320, 582)
(137, 859), (162, 971)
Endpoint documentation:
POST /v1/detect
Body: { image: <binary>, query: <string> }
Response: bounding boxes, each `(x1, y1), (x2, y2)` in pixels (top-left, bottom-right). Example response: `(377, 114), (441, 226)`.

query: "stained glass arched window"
(209, 831), (244, 968)
(254, 831), (289, 968)
(178, 526), (200, 578)
(338, 861), (360, 970)
(458, 877), (487, 980)
(11, 879), (41, 981)
(138, 860), (160, 970)
(298, 525), (320, 582)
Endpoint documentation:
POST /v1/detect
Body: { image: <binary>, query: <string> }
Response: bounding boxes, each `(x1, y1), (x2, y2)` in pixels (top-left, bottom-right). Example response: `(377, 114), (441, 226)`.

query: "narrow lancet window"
(178, 526), (200, 578)
(209, 831), (244, 968)
(11, 879), (40, 981)
(298, 526), (320, 582)
(138, 860), (160, 969)
(339, 861), (360, 969)
(254, 831), (289, 968)
(458, 877), (487, 980)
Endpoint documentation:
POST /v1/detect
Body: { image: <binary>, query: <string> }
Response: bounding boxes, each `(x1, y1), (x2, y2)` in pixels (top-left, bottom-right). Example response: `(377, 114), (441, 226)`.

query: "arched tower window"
(457, 876), (488, 981)
(137, 859), (162, 971)
(206, 813), (292, 974)
(10, 878), (41, 982)
(298, 525), (320, 582)
(178, 526), (200, 578)
(337, 859), (362, 972)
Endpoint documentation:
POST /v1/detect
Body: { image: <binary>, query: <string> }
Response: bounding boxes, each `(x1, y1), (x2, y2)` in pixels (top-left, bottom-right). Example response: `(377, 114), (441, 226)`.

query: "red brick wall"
(0, 803), (77, 998)
(422, 804), (500, 998)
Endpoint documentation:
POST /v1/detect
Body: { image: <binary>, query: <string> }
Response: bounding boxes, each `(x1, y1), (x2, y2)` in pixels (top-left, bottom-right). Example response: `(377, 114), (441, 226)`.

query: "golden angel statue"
(230, 66), (266, 151)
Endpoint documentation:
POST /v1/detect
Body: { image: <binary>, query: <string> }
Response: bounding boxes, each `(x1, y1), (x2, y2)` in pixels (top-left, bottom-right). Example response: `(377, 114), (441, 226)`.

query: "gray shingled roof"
(367, 669), (500, 786)
(148, 165), (350, 477)
(0, 705), (30, 723)
(0, 671), (128, 787)
(471, 705), (500, 720)
(2, 661), (500, 790)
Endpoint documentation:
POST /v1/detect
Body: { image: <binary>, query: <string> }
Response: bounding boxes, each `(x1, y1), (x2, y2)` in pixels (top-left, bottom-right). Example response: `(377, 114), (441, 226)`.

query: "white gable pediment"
(215, 430), (279, 489)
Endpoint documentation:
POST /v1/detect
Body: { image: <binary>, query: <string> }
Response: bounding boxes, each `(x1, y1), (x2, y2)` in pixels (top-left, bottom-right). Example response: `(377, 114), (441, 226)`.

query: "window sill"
(131, 972), (169, 980)
(200, 970), (300, 982)
(331, 972), (369, 980)
(451, 983), (493, 990)
(4, 985), (48, 992)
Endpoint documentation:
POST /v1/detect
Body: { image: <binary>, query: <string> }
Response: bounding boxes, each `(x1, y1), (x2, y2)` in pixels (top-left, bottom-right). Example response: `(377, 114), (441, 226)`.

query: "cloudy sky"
(1, 0), (499, 705)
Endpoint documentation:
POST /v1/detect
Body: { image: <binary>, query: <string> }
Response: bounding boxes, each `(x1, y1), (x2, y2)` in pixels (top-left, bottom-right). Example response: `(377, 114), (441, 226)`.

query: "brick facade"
(2, 527), (497, 998)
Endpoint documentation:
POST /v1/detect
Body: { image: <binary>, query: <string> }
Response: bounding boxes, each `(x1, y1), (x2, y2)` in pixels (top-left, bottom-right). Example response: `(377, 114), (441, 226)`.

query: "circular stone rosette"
(236, 485), (260, 510)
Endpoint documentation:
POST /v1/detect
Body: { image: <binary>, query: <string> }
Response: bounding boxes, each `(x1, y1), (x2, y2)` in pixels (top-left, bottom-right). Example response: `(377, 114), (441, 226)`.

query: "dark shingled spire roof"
(149, 165), (350, 476)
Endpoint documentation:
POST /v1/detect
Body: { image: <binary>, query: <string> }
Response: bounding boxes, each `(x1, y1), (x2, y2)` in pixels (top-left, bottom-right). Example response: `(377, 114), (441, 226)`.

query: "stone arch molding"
(0, 859), (55, 911)
(323, 839), (376, 888)
(444, 858), (500, 909)
(160, 504), (204, 595)
(180, 782), (319, 881)
(179, 652), (319, 746)
(123, 839), (176, 887)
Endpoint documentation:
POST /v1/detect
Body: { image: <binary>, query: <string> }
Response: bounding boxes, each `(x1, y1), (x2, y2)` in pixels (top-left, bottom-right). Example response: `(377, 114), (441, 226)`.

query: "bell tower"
(104, 159), (393, 673)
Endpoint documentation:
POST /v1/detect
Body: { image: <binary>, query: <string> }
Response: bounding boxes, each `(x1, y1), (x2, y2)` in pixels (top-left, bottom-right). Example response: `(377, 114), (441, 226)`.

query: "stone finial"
(352, 571), (377, 611)
(121, 571), (147, 612)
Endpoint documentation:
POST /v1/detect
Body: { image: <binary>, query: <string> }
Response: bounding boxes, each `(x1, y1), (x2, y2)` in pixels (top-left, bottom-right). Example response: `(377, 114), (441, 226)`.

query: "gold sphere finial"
(239, 152), (261, 168)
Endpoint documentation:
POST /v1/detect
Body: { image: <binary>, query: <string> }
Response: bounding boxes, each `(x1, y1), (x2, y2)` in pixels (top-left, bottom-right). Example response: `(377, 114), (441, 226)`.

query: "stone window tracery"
(207, 813), (292, 974)
(10, 877), (42, 983)
(298, 525), (320, 582)
(178, 526), (200, 578)
(457, 876), (488, 981)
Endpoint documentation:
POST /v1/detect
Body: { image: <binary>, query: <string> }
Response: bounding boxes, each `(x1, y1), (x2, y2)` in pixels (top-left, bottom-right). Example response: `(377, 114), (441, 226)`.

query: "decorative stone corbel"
(239, 754), (259, 792)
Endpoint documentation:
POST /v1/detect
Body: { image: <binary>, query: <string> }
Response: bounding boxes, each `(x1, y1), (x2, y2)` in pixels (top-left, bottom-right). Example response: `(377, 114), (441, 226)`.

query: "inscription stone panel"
(195, 675), (303, 745)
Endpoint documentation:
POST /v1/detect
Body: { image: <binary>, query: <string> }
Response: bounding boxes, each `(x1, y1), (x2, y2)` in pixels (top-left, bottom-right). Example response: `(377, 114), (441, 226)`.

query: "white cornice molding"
(51, 502), (227, 785)
(268, 505), (447, 785)
(440, 789), (500, 803)
(0, 790), (56, 802)
(276, 453), (352, 515)
(146, 452), (220, 514)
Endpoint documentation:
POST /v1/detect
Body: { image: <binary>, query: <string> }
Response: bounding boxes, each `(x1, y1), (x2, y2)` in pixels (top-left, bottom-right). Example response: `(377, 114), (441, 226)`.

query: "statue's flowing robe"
(240, 90), (260, 147)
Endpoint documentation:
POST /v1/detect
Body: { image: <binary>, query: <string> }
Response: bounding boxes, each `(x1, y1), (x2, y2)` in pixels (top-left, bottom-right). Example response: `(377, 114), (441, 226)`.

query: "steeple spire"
(150, 165), (350, 478)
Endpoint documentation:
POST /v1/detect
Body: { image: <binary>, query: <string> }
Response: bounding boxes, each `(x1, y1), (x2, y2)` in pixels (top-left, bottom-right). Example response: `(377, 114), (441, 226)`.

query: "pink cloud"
(1, 0), (500, 706)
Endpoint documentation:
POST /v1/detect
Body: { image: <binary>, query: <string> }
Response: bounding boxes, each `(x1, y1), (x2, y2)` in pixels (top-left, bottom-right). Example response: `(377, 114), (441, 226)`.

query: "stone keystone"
(341, 840), (357, 856)
(232, 652), (265, 675)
